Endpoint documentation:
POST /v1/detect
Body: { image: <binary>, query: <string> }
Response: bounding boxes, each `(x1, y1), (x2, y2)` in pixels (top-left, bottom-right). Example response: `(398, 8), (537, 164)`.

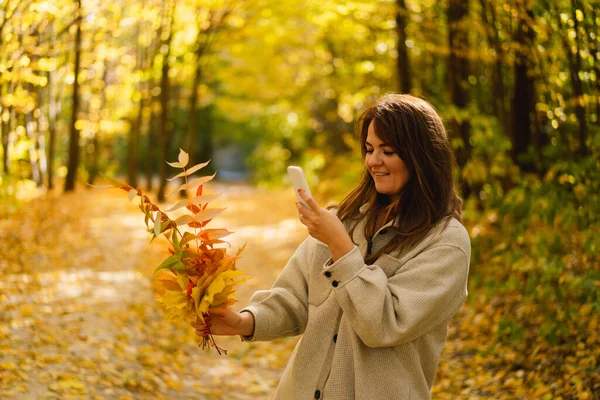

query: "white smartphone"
(287, 166), (312, 209)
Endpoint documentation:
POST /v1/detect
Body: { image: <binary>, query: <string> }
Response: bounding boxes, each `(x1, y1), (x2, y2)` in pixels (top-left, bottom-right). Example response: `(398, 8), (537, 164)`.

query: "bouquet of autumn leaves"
(106, 149), (249, 354)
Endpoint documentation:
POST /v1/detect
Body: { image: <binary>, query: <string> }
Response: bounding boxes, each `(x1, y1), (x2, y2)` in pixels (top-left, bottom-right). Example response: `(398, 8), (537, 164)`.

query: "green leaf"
(172, 230), (181, 250)
(154, 255), (179, 273)
(171, 261), (186, 272)
(154, 211), (162, 237)
(160, 220), (170, 234)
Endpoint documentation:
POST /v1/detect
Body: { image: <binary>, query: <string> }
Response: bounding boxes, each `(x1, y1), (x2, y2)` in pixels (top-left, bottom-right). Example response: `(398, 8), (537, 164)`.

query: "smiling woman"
(194, 93), (470, 400)
(338, 94), (462, 263)
(364, 123), (410, 199)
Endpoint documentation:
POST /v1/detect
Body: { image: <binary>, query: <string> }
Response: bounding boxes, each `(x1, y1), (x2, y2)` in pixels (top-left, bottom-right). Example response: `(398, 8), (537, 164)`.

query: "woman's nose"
(366, 152), (382, 167)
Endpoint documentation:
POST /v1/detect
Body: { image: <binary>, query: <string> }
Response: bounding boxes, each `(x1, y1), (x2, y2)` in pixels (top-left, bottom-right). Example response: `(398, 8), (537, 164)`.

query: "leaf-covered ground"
(1, 185), (597, 399)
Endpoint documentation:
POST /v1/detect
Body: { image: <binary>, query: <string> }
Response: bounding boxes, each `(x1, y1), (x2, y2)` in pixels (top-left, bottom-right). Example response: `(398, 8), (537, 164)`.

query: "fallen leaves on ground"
(1, 184), (596, 399)
(0, 184), (302, 399)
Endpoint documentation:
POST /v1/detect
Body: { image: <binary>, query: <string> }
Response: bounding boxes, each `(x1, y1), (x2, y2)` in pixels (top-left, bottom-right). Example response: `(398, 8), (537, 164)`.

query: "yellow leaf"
(176, 272), (189, 291)
(197, 270), (249, 315)
(58, 378), (85, 391)
(0, 361), (17, 370)
(159, 290), (188, 310)
(20, 304), (35, 317)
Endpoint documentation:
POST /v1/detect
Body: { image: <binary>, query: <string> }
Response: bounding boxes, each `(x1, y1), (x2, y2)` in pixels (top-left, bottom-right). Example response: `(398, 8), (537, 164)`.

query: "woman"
(192, 94), (471, 400)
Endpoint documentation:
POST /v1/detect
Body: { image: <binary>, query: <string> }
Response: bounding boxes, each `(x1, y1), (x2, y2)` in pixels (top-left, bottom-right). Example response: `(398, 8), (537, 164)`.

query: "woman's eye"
(365, 149), (374, 153)
(383, 151), (395, 155)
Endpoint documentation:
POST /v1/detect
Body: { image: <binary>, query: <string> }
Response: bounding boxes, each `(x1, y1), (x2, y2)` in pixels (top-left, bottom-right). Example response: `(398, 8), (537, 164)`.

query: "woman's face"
(365, 121), (410, 198)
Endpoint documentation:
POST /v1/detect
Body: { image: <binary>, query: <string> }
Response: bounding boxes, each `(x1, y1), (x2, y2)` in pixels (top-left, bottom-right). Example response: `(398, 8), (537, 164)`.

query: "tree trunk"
(64, 0), (83, 192)
(127, 14), (147, 188)
(128, 95), (143, 187)
(1, 83), (8, 174)
(320, 38), (352, 154)
(568, 0), (587, 154)
(186, 55), (202, 160)
(47, 62), (57, 190)
(87, 64), (108, 185)
(37, 84), (48, 185)
(179, 60), (203, 199)
(587, 6), (600, 125)
(143, 6), (164, 193)
(145, 108), (157, 192)
(479, 0), (509, 136)
(447, 0), (471, 195)
(156, 0), (176, 202)
(24, 101), (42, 185)
(395, 0), (411, 93)
(511, 5), (536, 172)
(87, 135), (99, 184)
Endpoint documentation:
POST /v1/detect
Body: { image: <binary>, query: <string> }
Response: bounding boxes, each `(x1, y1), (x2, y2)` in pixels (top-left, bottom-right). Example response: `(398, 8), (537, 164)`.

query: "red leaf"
(186, 204), (201, 214)
(196, 185), (203, 196)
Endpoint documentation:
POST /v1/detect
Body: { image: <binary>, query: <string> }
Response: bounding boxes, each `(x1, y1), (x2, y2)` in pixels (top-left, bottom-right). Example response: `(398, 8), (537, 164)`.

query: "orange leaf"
(186, 204), (201, 214)
(119, 184), (134, 192)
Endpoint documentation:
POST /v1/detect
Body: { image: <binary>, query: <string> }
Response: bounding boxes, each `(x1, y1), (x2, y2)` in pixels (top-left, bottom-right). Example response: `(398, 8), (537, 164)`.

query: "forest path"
(1, 183), (305, 399)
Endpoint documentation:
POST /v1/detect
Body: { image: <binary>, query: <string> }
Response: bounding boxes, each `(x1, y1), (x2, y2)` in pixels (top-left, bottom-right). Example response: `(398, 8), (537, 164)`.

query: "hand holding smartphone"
(287, 166), (312, 209)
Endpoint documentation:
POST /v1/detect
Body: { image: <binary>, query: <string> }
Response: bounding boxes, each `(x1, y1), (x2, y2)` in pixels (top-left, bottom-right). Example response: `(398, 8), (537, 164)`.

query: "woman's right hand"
(191, 306), (254, 337)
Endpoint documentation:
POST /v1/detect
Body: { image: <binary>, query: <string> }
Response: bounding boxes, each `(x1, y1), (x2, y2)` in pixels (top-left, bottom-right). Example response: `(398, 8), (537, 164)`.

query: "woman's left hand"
(296, 189), (354, 261)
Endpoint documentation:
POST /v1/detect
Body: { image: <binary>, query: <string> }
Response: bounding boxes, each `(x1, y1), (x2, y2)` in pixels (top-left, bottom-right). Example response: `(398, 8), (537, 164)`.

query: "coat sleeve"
(323, 239), (470, 348)
(239, 237), (313, 342)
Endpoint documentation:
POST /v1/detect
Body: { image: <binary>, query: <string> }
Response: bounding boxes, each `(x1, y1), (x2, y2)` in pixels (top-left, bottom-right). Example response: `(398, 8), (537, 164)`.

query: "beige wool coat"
(241, 207), (471, 400)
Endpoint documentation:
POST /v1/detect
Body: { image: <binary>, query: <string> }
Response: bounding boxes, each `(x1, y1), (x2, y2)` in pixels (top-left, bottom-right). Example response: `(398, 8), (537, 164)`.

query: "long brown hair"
(337, 93), (461, 263)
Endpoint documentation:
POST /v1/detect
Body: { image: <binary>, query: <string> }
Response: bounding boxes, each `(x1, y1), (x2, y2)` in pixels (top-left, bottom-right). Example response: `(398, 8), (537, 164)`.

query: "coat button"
(315, 389), (321, 399)
(332, 280), (338, 287)
(333, 334), (337, 343)
(325, 271), (332, 278)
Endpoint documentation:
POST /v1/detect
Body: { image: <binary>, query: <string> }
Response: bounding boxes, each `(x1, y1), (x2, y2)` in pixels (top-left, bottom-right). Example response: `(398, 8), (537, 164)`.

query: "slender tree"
(479, 0), (510, 136)
(395, 0), (411, 93)
(558, 0), (588, 154)
(186, 6), (233, 167)
(156, 0), (176, 202)
(511, 2), (536, 171)
(447, 0), (471, 194)
(64, 0), (83, 192)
